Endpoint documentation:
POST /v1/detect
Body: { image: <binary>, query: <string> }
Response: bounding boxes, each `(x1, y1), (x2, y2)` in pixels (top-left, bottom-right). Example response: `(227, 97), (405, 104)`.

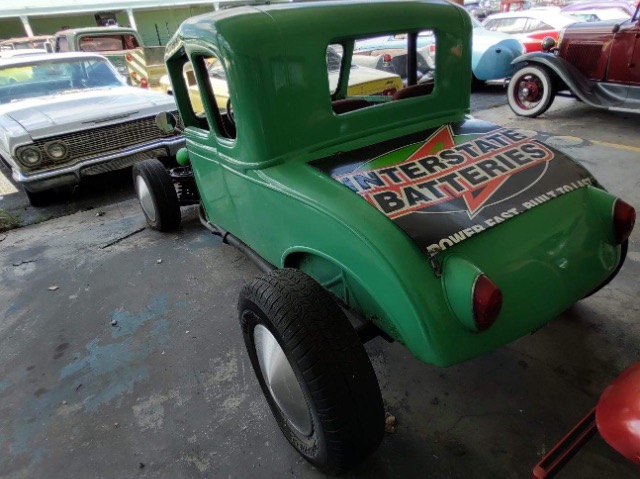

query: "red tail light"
(428, 44), (436, 54)
(381, 87), (398, 96)
(140, 78), (149, 89)
(613, 199), (635, 244)
(125, 53), (133, 62)
(131, 71), (138, 79)
(472, 274), (502, 331)
(382, 54), (392, 63)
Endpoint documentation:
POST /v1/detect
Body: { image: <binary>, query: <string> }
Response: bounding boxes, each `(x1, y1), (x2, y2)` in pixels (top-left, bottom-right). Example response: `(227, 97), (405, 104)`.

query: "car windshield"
(0, 58), (122, 104)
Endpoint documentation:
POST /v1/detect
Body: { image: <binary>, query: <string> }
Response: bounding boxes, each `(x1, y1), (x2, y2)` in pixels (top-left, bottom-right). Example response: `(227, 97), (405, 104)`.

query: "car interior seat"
(392, 82), (434, 101)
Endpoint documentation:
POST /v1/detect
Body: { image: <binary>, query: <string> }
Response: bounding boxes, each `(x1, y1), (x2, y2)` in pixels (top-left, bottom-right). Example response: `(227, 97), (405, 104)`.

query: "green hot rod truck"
(132, 0), (636, 473)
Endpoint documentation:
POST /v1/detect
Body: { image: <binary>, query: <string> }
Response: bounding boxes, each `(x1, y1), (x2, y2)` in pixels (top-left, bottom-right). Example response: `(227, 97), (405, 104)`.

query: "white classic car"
(0, 52), (184, 206)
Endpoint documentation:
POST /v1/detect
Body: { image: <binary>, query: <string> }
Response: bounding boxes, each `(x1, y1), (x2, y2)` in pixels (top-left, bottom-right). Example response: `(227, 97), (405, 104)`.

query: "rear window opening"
(78, 34), (140, 52)
(328, 30), (436, 115)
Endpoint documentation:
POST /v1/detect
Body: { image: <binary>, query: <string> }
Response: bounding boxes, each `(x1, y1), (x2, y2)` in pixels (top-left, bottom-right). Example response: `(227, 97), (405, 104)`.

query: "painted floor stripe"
(0, 170), (18, 195)
(591, 140), (640, 154)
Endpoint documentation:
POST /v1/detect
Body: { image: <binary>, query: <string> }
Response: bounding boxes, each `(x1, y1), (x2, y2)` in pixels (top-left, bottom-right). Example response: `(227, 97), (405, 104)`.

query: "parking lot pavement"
(0, 166), (137, 232)
(1, 104), (639, 478)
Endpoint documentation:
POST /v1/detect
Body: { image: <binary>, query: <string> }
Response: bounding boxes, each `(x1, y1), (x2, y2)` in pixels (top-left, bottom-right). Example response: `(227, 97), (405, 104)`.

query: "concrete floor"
(1, 97), (639, 478)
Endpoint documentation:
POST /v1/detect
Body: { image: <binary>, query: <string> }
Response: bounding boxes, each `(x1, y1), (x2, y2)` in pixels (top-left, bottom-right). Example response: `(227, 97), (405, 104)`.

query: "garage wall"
(29, 13), (123, 35)
(133, 6), (212, 46)
(0, 19), (27, 39)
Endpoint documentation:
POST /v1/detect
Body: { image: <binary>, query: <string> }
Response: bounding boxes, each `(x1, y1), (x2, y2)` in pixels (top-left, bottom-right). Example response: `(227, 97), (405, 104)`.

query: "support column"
(127, 9), (137, 31)
(20, 16), (34, 37)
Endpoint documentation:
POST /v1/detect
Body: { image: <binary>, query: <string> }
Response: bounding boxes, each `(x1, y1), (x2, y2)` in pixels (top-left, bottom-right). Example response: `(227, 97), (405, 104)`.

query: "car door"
(173, 51), (242, 235)
(607, 16), (640, 86)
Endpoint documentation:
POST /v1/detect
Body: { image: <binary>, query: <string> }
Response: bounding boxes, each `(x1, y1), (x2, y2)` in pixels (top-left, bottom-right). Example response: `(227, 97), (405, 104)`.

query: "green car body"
(161, 0), (629, 367)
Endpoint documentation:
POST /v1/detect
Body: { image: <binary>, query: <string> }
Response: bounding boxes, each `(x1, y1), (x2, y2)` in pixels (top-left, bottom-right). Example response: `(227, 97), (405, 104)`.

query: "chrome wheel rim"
(516, 75), (543, 109)
(254, 324), (312, 436)
(136, 175), (156, 223)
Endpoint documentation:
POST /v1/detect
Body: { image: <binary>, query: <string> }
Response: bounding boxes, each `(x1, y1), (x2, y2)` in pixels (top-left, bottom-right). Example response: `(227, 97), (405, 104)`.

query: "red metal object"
(531, 408), (597, 479)
(596, 362), (640, 466)
(499, 0), (526, 12)
(532, 362), (640, 478)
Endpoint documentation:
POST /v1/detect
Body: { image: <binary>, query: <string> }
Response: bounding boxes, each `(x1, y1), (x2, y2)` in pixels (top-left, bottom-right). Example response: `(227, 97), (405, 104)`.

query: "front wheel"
(238, 269), (384, 475)
(132, 159), (180, 232)
(508, 65), (556, 118)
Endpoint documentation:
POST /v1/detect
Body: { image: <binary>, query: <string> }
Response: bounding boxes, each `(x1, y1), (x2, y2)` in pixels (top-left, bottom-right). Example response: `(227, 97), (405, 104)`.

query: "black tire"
(238, 269), (384, 475)
(25, 188), (53, 207)
(508, 65), (556, 117)
(132, 159), (180, 231)
(471, 74), (485, 91)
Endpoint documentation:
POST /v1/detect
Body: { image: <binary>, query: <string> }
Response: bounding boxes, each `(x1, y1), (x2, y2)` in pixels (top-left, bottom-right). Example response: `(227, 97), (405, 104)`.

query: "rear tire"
(238, 269), (384, 475)
(132, 159), (180, 231)
(508, 65), (556, 117)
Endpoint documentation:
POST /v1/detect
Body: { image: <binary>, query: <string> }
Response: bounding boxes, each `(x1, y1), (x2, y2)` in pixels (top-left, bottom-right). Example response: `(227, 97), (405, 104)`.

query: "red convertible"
(483, 10), (581, 52)
(507, 9), (640, 117)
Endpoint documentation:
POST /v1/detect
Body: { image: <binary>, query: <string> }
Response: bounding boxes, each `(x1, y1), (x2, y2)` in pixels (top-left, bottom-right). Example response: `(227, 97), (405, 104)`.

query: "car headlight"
(45, 141), (68, 160)
(18, 146), (42, 168)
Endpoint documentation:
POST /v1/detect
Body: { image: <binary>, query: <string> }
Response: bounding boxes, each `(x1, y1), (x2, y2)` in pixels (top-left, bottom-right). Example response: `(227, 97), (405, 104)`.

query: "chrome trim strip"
(13, 136), (184, 184)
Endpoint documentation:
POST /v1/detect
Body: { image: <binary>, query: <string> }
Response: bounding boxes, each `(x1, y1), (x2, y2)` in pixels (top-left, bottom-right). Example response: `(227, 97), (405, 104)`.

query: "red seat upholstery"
(332, 98), (371, 114)
(392, 82), (434, 101)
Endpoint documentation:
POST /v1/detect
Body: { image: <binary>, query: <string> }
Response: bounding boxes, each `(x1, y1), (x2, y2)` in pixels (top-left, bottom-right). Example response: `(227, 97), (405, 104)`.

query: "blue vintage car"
(353, 16), (524, 83)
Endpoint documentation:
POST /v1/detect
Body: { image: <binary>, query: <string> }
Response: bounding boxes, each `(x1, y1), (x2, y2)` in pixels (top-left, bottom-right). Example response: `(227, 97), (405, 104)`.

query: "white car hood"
(1, 87), (176, 139)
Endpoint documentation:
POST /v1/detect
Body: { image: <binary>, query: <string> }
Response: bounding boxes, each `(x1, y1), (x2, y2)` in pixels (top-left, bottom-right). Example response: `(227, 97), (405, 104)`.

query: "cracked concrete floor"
(1, 103), (639, 478)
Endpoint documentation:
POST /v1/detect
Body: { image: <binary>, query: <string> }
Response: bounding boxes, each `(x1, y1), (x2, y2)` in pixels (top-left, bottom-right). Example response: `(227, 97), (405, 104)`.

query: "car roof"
(0, 35), (54, 44)
(0, 49), (47, 58)
(55, 27), (137, 36)
(0, 51), (108, 67)
(167, 0), (473, 165)
(484, 9), (581, 27)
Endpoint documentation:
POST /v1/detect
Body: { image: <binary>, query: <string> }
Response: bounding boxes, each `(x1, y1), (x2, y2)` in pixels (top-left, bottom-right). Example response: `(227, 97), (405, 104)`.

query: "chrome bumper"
(13, 137), (185, 192)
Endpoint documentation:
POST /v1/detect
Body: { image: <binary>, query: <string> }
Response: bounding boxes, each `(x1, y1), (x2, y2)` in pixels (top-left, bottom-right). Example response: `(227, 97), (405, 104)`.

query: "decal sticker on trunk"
(311, 120), (596, 256)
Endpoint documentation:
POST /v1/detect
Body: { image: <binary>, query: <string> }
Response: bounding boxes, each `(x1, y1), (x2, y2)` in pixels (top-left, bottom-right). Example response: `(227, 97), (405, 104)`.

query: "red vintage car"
(507, 9), (640, 117)
(483, 10), (581, 52)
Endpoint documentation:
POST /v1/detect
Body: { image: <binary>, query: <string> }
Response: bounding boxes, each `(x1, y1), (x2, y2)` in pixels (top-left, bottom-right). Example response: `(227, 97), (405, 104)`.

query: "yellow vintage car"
(159, 49), (403, 115)
(0, 65), (33, 86)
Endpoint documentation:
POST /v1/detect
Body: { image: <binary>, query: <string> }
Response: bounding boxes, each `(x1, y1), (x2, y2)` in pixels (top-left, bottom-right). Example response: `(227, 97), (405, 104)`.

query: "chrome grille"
(565, 43), (602, 79)
(29, 113), (182, 169)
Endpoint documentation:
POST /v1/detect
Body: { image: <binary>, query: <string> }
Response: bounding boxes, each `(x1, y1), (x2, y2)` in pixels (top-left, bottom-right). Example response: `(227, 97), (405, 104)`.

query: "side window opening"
(188, 55), (236, 140)
(182, 60), (210, 131)
(330, 29), (436, 115)
(56, 37), (68, 53)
